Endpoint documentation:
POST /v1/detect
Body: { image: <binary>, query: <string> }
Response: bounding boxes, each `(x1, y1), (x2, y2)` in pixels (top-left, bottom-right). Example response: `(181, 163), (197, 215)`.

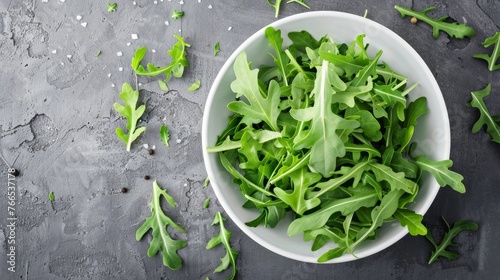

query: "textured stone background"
(0, 0), (499, 279)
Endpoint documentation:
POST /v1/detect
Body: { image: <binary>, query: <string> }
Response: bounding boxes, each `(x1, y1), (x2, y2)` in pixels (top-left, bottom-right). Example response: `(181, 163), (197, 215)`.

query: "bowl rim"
(202, 10), (450, 263)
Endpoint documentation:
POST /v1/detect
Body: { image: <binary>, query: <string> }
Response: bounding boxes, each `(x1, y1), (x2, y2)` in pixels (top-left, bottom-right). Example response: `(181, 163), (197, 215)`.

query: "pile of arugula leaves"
(208, 26), (466, 262)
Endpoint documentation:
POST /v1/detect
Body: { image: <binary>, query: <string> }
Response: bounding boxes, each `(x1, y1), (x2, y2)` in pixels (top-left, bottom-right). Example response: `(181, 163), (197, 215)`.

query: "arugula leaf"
(287, 187), (378, 236)
(426, 218), (479, 264)
(265, 27), (290, 86)
(228, 52), (281, 131)
(287, 0), (310, 9)
(107, 2), (117, 13)
(267, 0), (309, 18)
(393, 209), (427, 236)
(291, 60), (360, 177)
(414, 155), (465, 193)
(49, 191), (55, 202)
(394, 5), (475, 39)
(203, 198), (210, 209)
(349, 189), (405, 251)
(203, 177), (210, 188)
(267, 0), (283, 18)
(95, 50), (101, 57)
(214, 42), (220, 56)
(171, 10), (184, 19)
(206, 212), (238, 280)
(468, 84), (500, 143)
(134, 35), (190, 82)
(274, 167), (321, 215)
(369, 163), (417, 194)
(473, 32), (500, 71)
(114, 83), (146, 152)
(136, 181), (187, 270)
(188, 80), (201, 91)
(160, 124), (170, 147)
(288, 30), (322, 52)
(132, 47), (147, 71)
(318, 247), (347, 263)
(158, 80), (169, 92)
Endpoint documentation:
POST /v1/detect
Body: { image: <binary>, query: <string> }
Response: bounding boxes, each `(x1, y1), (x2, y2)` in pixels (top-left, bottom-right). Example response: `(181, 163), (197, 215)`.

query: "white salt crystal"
(51, 49), (57, 54)
(228, 26), (232, 31)
(117, 51), (123, 56)
(118, 67), (123, 71)
(81, 22), (88, 27)
(76, 15), (82, 20)
(165, 21), (170, 26)
(208, 4), (212, 9)
(66, 54), (72, 59)
(143, 144), (149, 149)
(152, 49), (156, 53)
(131, 34), (138, 40)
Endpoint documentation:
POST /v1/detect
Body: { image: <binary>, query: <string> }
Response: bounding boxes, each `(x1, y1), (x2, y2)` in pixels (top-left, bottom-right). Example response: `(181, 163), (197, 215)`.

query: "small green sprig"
(107, 3), (117, 13)
(473, 32), (500, 71)
(114, 83), (146, 152)
(206, 212), (238, 280)
(133, 35), (190, 86)
(136, 181), (187, 270)
(468, 84), (500, 143)
(394, 5), (475, 39)
(426, 218), (478, 264)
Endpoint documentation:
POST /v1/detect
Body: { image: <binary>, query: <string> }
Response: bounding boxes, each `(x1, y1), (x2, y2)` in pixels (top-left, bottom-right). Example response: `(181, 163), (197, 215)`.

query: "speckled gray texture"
(0, 0), (499, 279)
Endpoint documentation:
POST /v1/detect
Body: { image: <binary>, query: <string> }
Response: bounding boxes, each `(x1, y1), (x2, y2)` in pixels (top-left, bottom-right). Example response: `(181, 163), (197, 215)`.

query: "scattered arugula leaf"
(473, 32), (500, 71)
(49, 191), (55, 202)
(267, 0), (283, 18)
(172, 10), (184, 19)
(132, 46), (147, 71)
(107, 3), (117, 13)
(394, 5), (475, 39)
(287, 0), (309, 9)
(203, 198), (210, 209)
(114, 83), (146, 152)
(136, 181), (187, 270)
(208, 27), (467, 262)
(160, 124), (170, 147)
(426, 218), (478, 264)
(188, 80), (201, 91)
(214, 42), (220, 56)
(267, 0), (309, 18)
(206, 212), (238, 280)
(158, 80), (169, 92)
(203, 177), (210, 188)
(95, 50), (101, 57)
(134, 35), (190, 83)
(468, 84), (500, 143)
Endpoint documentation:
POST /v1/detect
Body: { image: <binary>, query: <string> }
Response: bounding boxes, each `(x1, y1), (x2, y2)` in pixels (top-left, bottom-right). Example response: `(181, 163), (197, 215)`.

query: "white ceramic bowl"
(202, 11), (450, 263)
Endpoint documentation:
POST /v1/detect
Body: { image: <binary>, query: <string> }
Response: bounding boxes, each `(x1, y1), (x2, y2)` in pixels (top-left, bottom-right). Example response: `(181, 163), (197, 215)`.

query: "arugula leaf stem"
(311, 159), (372, 199)
(268, 151), (311, 185)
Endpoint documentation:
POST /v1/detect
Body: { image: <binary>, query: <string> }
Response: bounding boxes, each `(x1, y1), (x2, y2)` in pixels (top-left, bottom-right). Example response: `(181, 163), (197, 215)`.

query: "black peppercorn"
(10, 169), (20, 176)
(147, 149), (154, 155)
(120, 187), (128, 193)
(144, 175), (150, 180)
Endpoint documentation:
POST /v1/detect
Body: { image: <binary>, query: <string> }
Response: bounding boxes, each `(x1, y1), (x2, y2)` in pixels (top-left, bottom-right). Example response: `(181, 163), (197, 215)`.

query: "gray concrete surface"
(0, 0), (499, 279)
